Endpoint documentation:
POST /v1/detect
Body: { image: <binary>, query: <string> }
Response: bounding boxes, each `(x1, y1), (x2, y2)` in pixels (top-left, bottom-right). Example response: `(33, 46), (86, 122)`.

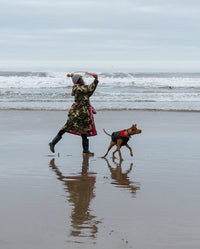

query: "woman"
(49, 73), (98, 156)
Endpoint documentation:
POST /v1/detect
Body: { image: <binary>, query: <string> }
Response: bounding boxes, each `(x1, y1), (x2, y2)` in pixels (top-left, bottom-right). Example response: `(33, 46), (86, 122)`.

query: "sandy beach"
(0, 109), (200, 249)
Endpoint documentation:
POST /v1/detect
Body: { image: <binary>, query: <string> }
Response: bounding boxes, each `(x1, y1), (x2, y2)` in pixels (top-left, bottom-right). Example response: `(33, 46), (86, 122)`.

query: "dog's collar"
(127, 129), (131, 137)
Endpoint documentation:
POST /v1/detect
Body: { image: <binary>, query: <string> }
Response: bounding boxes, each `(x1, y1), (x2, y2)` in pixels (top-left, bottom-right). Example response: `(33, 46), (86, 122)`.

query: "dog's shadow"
(103, 158), (140, 197)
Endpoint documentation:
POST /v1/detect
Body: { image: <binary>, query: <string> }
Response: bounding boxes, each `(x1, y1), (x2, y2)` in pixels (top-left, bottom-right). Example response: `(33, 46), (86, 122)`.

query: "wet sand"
(0, 110), (200, 249)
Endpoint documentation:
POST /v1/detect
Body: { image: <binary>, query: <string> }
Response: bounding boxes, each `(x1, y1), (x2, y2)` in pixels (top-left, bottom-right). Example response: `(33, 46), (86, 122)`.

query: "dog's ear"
(132, 124), (136, 129)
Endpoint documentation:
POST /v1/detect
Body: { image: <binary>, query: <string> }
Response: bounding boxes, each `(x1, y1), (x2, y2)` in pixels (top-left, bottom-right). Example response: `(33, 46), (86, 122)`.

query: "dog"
(101, 124), (142, 161)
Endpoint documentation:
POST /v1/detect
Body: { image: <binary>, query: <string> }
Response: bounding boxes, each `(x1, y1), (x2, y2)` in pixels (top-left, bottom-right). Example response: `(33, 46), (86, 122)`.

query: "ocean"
(0, 71), (200, 111)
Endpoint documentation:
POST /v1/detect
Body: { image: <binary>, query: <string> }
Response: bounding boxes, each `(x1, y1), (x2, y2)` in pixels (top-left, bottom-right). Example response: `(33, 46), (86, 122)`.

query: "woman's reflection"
(103, 158), (140, 197)
(49, 156), (100, 240)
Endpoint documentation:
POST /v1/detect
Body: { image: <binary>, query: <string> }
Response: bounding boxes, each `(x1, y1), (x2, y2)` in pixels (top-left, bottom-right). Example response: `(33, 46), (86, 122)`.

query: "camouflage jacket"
(62, 79), (98, 136)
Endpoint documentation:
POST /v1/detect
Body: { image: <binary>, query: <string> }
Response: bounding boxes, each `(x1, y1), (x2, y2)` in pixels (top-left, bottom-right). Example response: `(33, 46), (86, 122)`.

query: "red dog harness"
(111, 129), (130, 146)
(120, 129), (126, 137)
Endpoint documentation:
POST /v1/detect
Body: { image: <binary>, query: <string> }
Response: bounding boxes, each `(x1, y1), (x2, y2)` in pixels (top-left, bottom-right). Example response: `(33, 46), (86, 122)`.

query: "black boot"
(82, 135), (94, 156)
(49, 134), (62, 153)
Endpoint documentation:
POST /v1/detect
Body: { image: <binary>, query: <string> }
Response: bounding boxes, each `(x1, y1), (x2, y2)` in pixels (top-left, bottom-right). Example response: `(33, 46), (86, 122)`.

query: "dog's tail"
(103, 128), (111, 137)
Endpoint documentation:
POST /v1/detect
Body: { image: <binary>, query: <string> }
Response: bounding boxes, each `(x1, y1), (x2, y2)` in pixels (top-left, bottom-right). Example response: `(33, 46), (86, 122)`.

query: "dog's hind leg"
(112, 148), (118, 159)
(116, 139), (123, 161)
(101, 141), (115, 158)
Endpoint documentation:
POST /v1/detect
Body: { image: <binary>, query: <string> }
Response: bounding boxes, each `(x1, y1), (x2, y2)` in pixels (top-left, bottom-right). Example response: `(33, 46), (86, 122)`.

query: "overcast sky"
(0, 0), (200, 72)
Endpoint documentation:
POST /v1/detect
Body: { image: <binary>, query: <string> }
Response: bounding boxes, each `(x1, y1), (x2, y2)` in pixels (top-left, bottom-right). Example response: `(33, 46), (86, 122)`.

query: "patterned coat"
(62, 79), (98, 136)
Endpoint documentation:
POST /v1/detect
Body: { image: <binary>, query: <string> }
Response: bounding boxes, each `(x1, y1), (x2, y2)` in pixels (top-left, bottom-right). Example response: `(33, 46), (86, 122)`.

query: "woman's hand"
(93, 74), (98, 81)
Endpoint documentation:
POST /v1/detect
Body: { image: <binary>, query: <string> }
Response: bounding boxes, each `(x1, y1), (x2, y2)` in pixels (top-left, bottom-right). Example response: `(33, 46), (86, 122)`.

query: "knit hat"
(71, 74), (81, 84)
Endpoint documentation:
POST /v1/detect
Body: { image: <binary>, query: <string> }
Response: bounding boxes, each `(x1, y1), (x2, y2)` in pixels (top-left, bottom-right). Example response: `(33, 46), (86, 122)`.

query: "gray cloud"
(0, 0), (200, 71)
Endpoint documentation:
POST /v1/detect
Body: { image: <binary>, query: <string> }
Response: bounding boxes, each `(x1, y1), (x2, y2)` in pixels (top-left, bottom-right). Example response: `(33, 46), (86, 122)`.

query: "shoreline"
(0, 108), (200, 113)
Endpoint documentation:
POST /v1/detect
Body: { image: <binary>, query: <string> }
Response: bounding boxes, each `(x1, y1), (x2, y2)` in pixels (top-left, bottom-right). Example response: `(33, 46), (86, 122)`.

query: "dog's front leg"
(126, 144), (133, 157)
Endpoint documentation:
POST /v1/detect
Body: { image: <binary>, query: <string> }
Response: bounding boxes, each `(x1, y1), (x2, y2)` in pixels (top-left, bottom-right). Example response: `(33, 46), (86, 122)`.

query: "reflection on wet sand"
(49, 156), (100, 242)
(103, 158), (140, 197)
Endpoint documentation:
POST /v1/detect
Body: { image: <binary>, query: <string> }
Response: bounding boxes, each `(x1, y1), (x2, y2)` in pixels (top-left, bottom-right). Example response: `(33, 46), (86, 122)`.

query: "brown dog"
(101, 124), (142, 161)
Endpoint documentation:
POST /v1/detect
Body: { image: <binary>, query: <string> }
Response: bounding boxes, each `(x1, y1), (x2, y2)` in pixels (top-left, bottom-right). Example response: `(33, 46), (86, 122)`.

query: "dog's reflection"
(49, 156), (100, 240)
(103, 158), (140, 197)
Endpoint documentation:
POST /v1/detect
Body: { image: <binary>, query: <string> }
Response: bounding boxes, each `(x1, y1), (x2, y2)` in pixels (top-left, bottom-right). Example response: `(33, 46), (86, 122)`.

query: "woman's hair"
(77, 77), (84, 85)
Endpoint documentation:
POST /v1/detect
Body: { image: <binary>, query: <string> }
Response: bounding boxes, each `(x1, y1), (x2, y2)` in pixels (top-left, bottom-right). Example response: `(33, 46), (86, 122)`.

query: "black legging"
(58, 129), (65, 137)
(81, 134), (87, 140)
(58, 129), (87, 141)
